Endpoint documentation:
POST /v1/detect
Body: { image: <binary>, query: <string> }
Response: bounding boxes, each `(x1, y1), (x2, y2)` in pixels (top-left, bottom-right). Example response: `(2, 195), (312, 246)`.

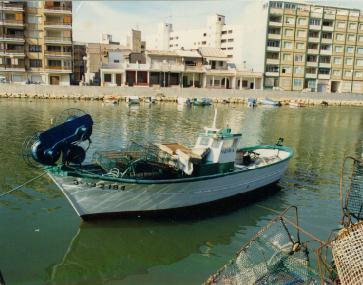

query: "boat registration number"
(73, 179), (126, 191)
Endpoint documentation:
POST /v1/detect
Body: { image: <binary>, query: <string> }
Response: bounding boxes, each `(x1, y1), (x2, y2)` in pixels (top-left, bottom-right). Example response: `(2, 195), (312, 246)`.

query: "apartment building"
(0, 1), (72, 85)
(147, 15), (244, 69)
(264, 1), (363, 93)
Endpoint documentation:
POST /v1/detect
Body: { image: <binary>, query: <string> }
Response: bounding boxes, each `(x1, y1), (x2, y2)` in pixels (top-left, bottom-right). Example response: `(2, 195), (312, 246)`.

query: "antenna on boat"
(212, 108), (218, 129)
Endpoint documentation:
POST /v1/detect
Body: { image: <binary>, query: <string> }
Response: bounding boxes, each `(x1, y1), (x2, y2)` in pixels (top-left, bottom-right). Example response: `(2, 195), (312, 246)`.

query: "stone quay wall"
(0, 84), (363, 106)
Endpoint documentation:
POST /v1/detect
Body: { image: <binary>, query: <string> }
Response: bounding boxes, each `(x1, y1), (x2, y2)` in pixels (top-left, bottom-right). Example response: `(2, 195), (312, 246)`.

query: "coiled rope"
(0, 171), (47, 198)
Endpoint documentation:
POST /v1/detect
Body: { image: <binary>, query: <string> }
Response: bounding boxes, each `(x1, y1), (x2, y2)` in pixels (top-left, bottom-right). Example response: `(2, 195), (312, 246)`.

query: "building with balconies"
(263, 1), (363, 93)
(0, 1), (72, 85)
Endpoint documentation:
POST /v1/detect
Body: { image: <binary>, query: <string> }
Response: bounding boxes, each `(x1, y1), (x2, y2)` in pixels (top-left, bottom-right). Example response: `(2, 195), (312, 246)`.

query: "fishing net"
(332, 221), (363, 285)
(346, 159), (363, 221)
(205, 215), (320, 285)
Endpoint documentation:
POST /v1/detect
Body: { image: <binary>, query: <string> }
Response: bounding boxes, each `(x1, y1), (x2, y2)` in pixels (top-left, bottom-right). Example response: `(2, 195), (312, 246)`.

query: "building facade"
(99, 47), (263, 90)
(264, 1), (363, 93)
(147, 15), (244, 69)
(0, 1), (72, 85)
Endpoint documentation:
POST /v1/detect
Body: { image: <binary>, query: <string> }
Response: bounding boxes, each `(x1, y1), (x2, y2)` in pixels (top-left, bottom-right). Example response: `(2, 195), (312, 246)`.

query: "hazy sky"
(73, 0), (363, 44)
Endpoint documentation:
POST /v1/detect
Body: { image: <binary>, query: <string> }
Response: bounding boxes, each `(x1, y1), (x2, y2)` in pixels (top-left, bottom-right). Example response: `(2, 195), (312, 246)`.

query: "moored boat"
(192, 97), (212, 106)
(177, 97), (191, 105)
(144, 96), (156, 104)
(126, 96), (140, 105)
(247, 98), (257, 108)
(289, 100), (306, 108)
(259, 97), (281, 107)
(23, 110), (293, 219)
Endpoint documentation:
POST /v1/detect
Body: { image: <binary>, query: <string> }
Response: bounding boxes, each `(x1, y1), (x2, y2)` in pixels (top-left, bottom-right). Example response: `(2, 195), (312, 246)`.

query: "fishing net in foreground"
(205, 207), (320, 285)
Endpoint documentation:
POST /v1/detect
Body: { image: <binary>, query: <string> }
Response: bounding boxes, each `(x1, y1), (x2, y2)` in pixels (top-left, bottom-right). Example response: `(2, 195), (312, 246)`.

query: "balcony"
(270, 8), (283, 15)
(266, 58), (279, 64)
(44, 6), (72, 14)
(320, 49), (332, 55)
(319, 62), (331, 68)
(44, 21), (71, 29)
(150, 62), (185, 72)
(44, 36), (72, 44)
(0, 34), (24, 42)
(0, 19), (24, 27)
(308, 37), (320, 43)
(0, 3), (24, 11)
(321, 38), (332, 44)
(307, 49), (319, 54)
(266, 46), (280, 52)
(323, 13), (335, 20)
(322, 25), (334, 31)
(305, 73), (317, 78)
(309, 24), (322, 30)
(306, 61), (318, 67)
(269, 21), (282, 27)
(45, 65), (72, 73)
(265, 71), (279, 77)
(0, 48), (25, 56)
(267, 33), (281, 40)
(0, 63), (25, 71)
(45, 51), (72, 58)
(125, 63), (150, 70)
(318, 74), (330, 79)
(185, 65), (204, 72)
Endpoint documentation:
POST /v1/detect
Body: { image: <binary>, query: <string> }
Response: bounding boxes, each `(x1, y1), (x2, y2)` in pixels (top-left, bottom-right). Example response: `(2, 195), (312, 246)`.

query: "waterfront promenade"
(1, 84), (363, 106)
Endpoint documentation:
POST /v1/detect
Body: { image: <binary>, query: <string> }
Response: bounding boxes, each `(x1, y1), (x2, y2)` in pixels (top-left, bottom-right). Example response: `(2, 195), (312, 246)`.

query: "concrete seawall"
(0, 84), (363, 106)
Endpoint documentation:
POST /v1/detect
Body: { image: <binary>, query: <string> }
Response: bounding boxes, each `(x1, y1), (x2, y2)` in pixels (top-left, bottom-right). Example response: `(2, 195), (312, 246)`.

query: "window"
(284, 29), (294, 36)
(296, 42), (305, 49)
(266, 65), (279, 72)
(293, 79), (302, 86)
(345, 58), (353, 65)
(228, 30), (232, 33)
(296, 30), (306, 38)
(333, 57), (342, 64)
(308, 43), (318, 50)
(358, 35), (363, 42)
(318, 68), (330, 75)
(308, 31), (319, 38)
(29, 59), (42, 67)
(347, 34), (356, 42)
(306, 67), (316, 74)
(104, 74), (112, 82)
(320, 56), (331, 63)
(270, 2), (283, 8)
(357, 48), (363, 54)
(307, 55), (317, 62)
(282, 53), (292, 61)
(202, 41), (206, 45)
(346, 46), (354, 53)
(309, 18), (321, 26)
(203, 33), (206, 36)
(355, 71), (363, 77)
(349, 22), (357, 30)
(221, 31), (227, 35)
(27, 15), (41, 24)
(321, 44), (331, 51)
(297, 18), (307, 25)
(27, 1), (42, 8)
(356, 59), (363, 66)
(281, 66), (291, 74)
(336, 34), (345, 41)
(283, 41), (292, 49)
(332, 70), (341, 76)
(227, 55), (233, 58)
(227, 39), (234, 42)
(294, 66), (304, 74)
(285, 3), (296, 9)
(323, 20), (333, 27)
(28, 30), (41, 38)
(337, 21), (346, 29)
(267, 40), (280, 47)
(344, 70), (352, 77)
(335, 46), (344, 52)
(114, 60), (119, 63)
(29, 45), (41, 52)
(285, 16), (294, 24)
(322, 32), (332, 39)
(360, 24), (363, 31)
(221, 39), (226, 43)
(227, 47), (233, 50)
(294, 54), (303, 62)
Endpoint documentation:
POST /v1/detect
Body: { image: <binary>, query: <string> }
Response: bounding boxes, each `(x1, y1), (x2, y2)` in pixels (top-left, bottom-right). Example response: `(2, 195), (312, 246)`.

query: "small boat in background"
(259, 97), (281, 107)
(126, 96), (140, 105)
(289, 100), (306, 108)
(247, 98), (257, 108)
(192, 97), (212, 106)
(144, 96), (156, 104)
(177, 97), (191, 105)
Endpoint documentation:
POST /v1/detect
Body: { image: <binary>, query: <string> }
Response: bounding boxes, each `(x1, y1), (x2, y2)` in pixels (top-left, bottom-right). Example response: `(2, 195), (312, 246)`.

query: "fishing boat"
(192, 97), (212, 106)
(144, 96), (156, 104)
(22, 109), (293, 219)
(247, 98), (257, 108)
(126, 96), (140, 105)
(103, 95), (119, 105)
(259, 97), (281, 107)
(177, 97), (191, 105)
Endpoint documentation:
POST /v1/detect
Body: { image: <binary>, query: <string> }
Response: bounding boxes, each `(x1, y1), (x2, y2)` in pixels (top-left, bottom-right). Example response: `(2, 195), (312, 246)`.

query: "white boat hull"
(48, 159), (290, 218)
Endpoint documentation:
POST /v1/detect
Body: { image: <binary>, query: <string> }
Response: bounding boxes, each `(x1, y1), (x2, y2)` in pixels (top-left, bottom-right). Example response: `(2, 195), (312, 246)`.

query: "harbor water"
(0, 99), (362, 285)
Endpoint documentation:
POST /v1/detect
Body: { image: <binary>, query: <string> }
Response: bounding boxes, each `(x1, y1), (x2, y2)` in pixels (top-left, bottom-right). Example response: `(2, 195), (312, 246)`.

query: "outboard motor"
(22, 109), (93, 167)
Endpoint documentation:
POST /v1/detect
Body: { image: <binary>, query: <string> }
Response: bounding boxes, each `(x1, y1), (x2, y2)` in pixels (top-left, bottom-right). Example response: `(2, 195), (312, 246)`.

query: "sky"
(73, 0), (363, 45)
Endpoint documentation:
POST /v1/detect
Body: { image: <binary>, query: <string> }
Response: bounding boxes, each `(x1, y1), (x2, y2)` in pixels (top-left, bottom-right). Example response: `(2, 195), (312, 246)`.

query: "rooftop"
(175, 49), (201, 58)
(198, 47), (228, 59)
(146, 50), (178, 57)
